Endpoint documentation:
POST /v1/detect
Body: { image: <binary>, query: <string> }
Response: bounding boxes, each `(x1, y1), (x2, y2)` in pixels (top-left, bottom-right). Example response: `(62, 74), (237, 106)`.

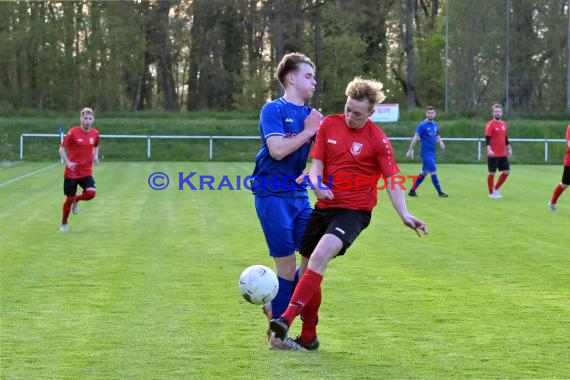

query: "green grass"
(1, 162), (569, 378)
(1, 113), (568, 162)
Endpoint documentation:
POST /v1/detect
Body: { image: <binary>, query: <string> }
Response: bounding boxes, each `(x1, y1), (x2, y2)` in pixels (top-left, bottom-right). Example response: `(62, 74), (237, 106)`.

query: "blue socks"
(272, 276), (295, 319)
(431, 174), (443, 194)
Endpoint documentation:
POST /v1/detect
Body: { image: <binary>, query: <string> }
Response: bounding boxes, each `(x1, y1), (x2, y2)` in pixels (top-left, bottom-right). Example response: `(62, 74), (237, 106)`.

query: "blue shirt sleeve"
(260, 102), (285, 141)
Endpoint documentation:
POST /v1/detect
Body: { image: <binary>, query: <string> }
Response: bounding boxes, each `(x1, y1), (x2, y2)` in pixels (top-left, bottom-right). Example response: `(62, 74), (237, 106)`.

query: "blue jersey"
(416, 119), (439, 158)
(251, 98), (312, 197)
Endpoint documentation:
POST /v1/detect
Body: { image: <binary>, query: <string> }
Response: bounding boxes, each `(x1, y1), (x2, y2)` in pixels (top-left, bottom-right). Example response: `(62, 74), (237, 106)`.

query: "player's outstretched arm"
(266, 109), (321, 161)
(406, 134), (420, 159)
(386, 177), (428, 238)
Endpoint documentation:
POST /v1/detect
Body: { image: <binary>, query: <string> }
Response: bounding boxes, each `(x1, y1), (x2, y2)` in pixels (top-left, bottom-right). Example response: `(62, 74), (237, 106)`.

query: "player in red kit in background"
(485, 104), (513, 199)
(547, 124), (570, 212)
(58, 107), (99, 232)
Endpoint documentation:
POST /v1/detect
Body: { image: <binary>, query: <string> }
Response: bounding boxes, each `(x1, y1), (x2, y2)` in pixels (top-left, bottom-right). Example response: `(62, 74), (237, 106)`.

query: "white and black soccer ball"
(239, 265), (279, 305)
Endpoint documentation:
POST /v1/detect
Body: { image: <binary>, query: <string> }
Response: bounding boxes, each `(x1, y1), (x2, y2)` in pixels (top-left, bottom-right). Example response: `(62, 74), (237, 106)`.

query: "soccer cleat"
(268, 333), (306, 351)
(60, 224), (68, 232)
(547, 201), (557, 212)
(493, 190), (502, 198)
(408, 190), (417, 197)
(71, 201), (79, 215)
(294, 336), (320, 351)
(438, 192), (448, 198)
(270, 316), (290, 340)
(488, 192), (501, 199)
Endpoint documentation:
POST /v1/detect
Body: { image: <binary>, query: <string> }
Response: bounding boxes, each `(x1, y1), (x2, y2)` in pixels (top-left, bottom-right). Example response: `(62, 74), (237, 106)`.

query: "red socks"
(61, 190), (96, 224)
(495, 172), (509, 190)
(487, 174), (495, 194)
(300, 285), (322, 343)
(551, 184), (566, 204)
(62, 196), (75, 224)
(75, 190), (96, 201)
(282, 268), (323, 326)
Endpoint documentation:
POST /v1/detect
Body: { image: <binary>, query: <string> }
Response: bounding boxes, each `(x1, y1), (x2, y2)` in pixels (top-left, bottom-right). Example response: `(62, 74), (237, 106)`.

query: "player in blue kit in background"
(250, 52), (322, 350)
(406, 106), (448, 197)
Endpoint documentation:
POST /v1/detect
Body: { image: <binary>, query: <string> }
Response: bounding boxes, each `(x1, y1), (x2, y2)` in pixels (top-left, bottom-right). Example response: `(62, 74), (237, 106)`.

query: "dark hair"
(425, 106), (435, 112)
(276, 53), (315, 88)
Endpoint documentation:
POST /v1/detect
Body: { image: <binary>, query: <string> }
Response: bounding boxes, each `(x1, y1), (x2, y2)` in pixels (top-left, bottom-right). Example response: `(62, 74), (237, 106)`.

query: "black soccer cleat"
(269, 317), (290, 340)
(294, 336), (320, 351)
(438, 192), (448, 198)
(408, 190), (417, 197)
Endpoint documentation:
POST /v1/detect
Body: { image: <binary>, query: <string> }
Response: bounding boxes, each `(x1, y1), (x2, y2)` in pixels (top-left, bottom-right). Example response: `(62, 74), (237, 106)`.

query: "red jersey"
(61, 126), (99, 178)
(485, 120), (508, 157)
(564, 124), (570, 166)
(310, 114), (400, 212)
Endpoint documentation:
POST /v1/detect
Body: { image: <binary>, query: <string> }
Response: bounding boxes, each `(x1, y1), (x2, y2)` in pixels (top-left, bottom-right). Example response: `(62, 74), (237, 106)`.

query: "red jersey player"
(58, 107), (99, 232)
(548, 124), (570, 212)
(485, 104), (513, 198)
(269, 78), (428, 350)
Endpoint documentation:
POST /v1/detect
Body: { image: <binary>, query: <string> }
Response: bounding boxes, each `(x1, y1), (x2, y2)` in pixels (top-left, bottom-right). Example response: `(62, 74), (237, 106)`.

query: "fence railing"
(19, 133), (566, 162)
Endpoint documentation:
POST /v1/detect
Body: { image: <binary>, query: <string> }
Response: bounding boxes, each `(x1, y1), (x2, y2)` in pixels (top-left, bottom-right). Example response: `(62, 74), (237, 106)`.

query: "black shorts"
(487, 156), (510, 172)
(562, 166), (570, 185)
(64, 176), (96, 196)
(299, 208), (371, 258)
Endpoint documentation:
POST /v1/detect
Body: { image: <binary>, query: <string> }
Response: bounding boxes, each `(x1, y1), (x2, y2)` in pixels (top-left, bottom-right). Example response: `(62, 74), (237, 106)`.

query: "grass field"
(1, 162), (569, 378)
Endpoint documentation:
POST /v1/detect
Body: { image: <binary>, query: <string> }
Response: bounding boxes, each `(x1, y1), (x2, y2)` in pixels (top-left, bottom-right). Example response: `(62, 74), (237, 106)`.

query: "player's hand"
(440, 141), (445, 150)
(295, 171), (308, 185)
(93, 156), (99, 165)
(406, 150), (413, 160)
(304, 109), (321, 137)
(314, 186), (334, 200)
(66, 161), (77, 170)
(402, 213), (428, 238)
(487, 149), (495, 158)
(507, 147), (513, 159)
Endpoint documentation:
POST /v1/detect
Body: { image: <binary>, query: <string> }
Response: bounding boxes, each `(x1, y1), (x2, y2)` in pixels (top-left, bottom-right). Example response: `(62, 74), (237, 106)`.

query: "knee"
(309, 249), (332, 272)
(84, 189), (96, 200)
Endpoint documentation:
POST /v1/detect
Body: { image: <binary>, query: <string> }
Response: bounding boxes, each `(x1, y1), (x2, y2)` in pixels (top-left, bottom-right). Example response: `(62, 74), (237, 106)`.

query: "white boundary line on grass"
(0, 163), (59, 188)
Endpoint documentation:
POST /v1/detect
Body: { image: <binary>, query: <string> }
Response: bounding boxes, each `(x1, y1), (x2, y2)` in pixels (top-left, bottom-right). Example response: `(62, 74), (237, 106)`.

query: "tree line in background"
(0, 0), (568, 116)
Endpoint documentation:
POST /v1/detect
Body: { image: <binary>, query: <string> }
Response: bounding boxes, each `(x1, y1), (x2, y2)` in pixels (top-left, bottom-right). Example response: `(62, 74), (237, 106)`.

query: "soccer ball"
(239, 265), (279, 305)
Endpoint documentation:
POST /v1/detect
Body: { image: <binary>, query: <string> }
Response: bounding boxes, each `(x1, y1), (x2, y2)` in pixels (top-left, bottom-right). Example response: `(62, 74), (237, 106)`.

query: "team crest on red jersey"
(351, 142), (363, 155)
(89, 137), (95, 145)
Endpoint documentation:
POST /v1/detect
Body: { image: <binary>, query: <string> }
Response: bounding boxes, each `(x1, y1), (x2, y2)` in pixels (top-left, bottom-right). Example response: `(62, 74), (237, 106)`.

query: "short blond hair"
(492, 103), (502, 111)
(345, 77), (385, 109)
(80, 107), (94, 116)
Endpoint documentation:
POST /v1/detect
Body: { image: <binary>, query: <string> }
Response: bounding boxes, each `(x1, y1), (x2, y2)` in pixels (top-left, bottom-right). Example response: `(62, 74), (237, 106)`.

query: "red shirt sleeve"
(61, 130), (74, 148)
(94, 132), (99, 147)
(566, 125), (570, 141)
(376, 133), (400, 178)
(310, 117), (329, 161)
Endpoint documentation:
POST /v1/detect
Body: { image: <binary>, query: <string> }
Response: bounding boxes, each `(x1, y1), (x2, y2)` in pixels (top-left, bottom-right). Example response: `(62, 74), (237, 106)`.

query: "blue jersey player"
(406, 106), (448, 197)
(251, 53), (322, 350)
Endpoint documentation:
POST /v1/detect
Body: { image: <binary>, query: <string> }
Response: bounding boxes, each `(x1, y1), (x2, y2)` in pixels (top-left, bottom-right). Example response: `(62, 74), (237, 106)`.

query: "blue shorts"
(255, 195), (312, 257)
(421, 156), (437, 174)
